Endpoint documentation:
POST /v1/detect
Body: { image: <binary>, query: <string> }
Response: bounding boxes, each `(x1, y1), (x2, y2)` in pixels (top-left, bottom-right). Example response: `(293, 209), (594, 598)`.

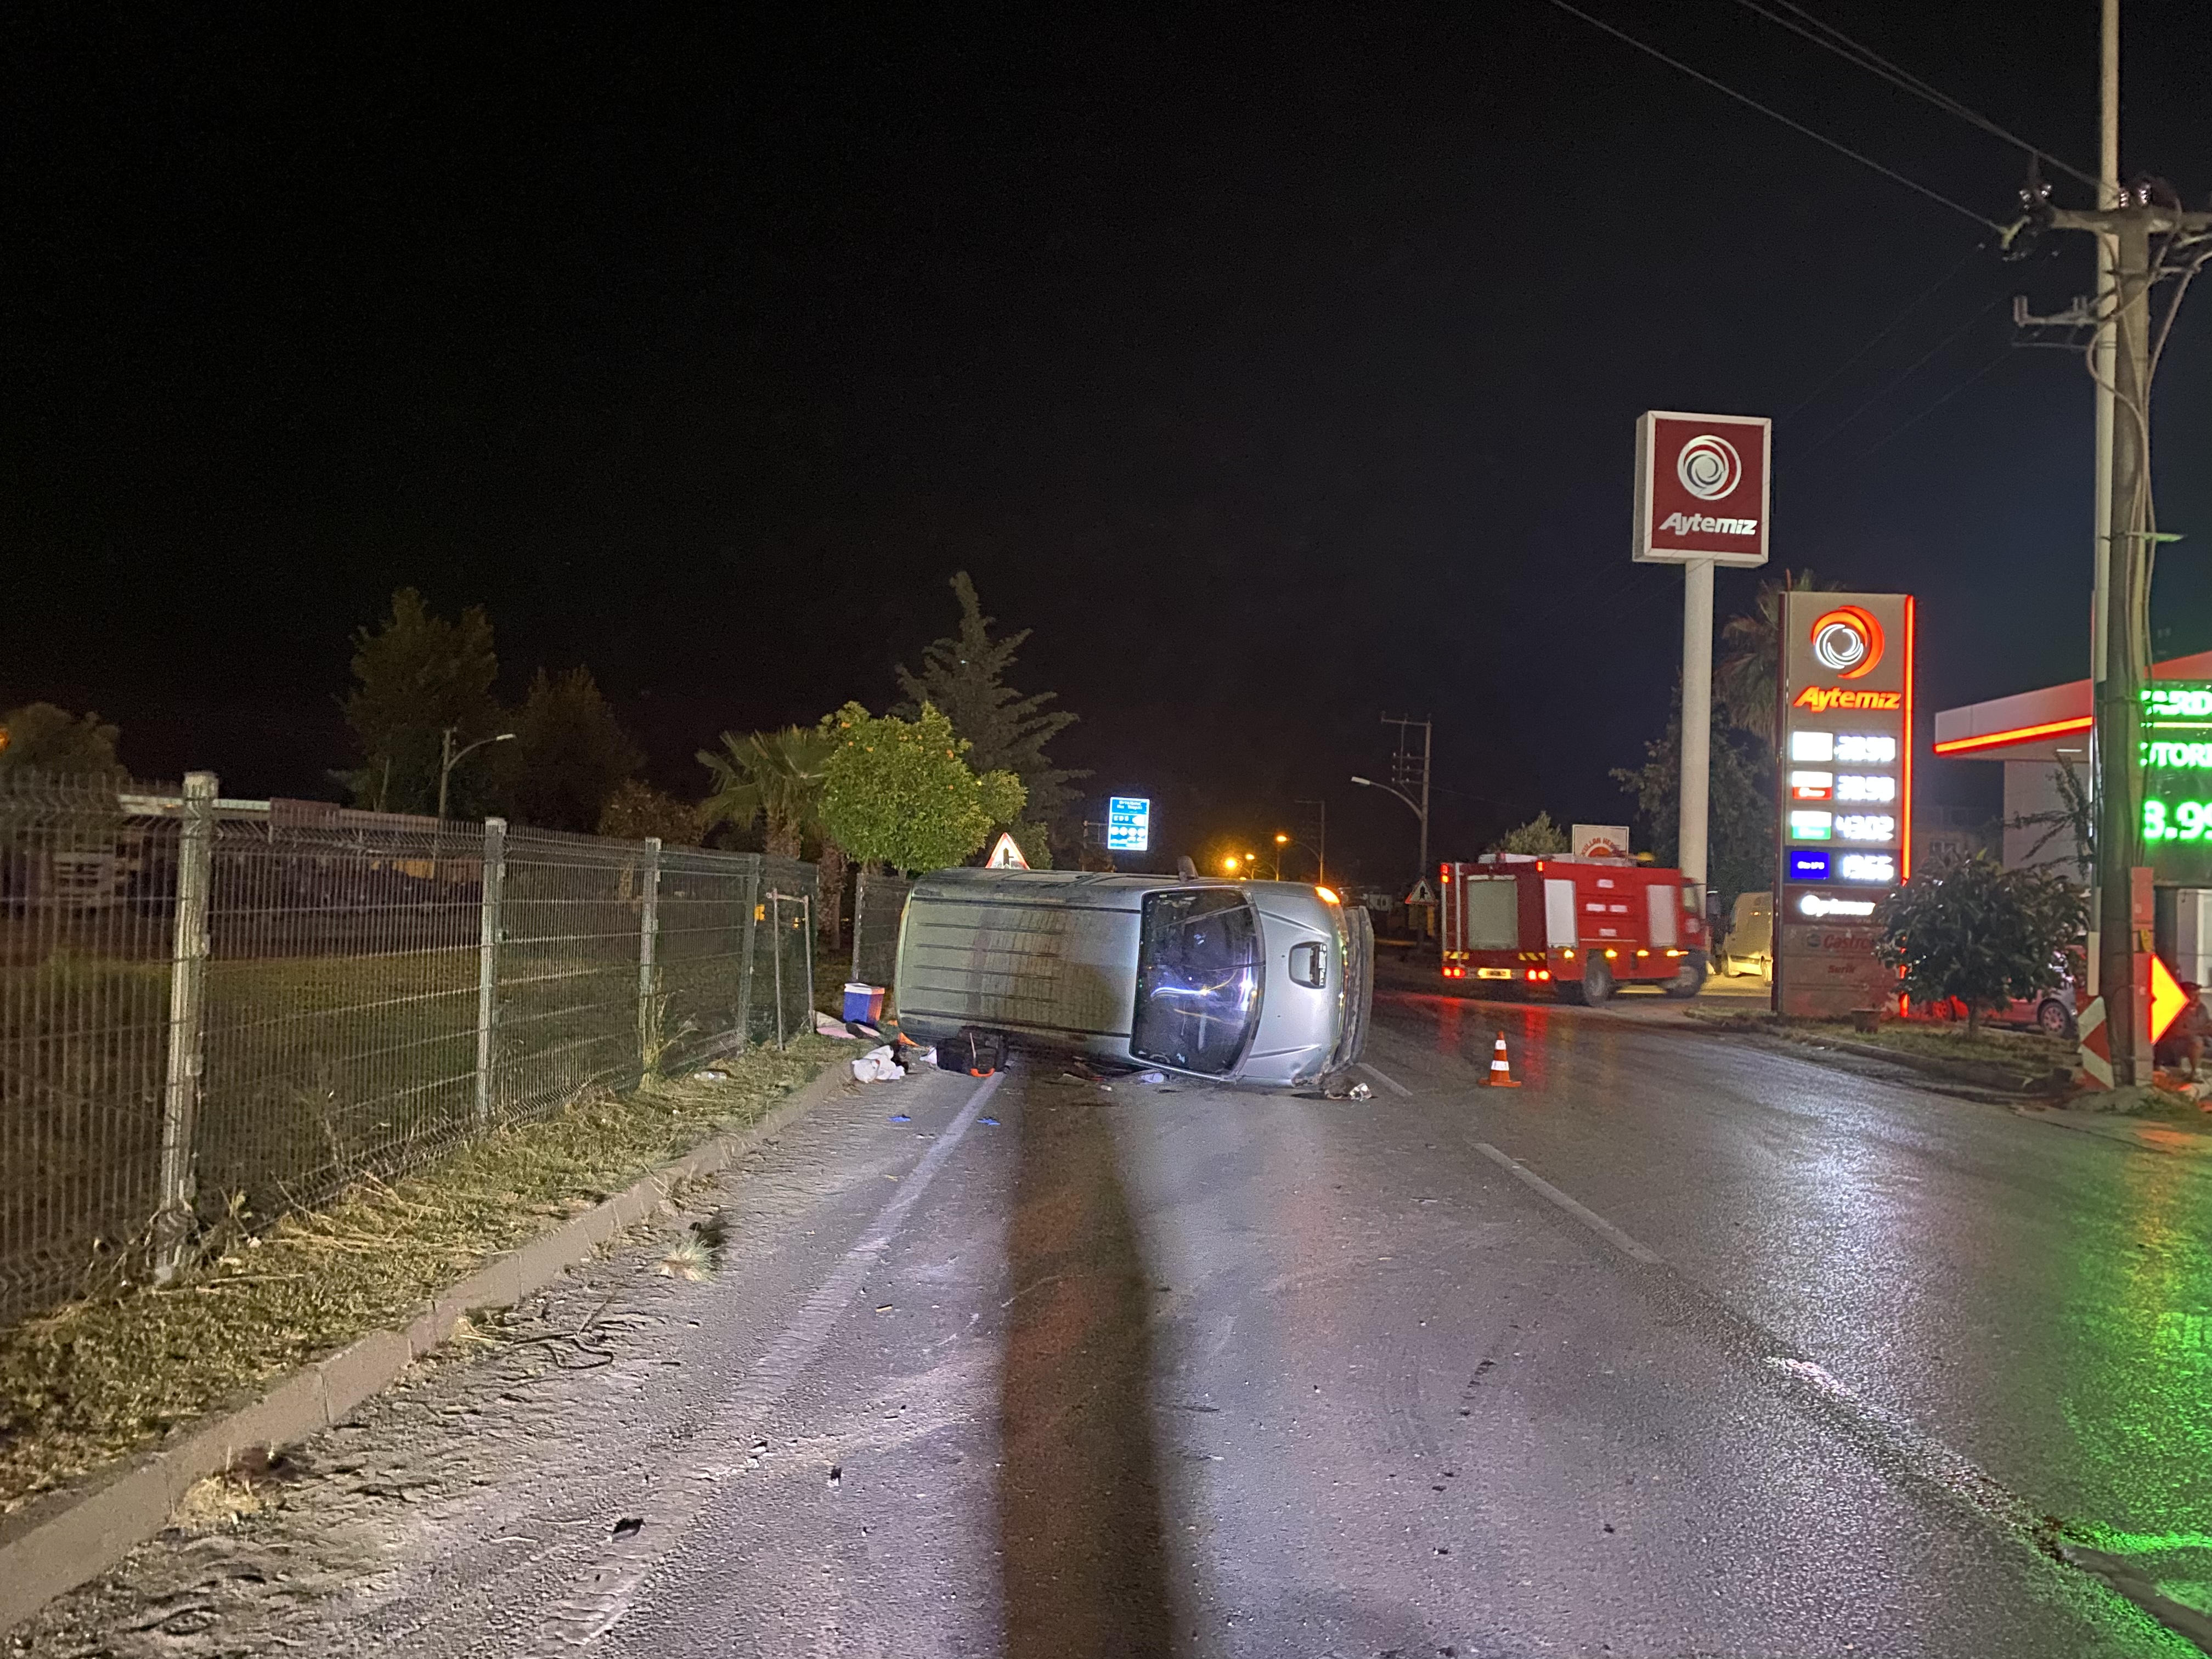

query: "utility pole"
(1381, 714), (1432, 878)
(2032, 197), (2211, 1086)
(2090, 0), (2117, 684)
(1295, 797), (1328, 887)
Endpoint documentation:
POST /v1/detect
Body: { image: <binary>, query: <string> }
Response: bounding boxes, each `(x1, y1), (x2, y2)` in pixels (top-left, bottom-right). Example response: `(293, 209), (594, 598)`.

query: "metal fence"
(0, 769), (817, 1329)
(848, 866), (911, 994)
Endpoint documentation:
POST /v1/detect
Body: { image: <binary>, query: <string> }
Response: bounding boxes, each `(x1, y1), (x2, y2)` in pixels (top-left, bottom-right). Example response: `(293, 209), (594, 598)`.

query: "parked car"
(1718, 891), (1771, 979)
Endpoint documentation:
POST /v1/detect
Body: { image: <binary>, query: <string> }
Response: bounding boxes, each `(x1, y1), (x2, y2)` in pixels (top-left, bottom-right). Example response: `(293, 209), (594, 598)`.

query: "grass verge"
(0, 1035), (844, 1516)
(1689, 1008), (2075, 1075)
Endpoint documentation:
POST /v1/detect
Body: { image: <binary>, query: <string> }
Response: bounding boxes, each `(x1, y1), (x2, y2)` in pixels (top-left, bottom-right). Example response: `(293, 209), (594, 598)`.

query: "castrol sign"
(1632, 410), (1771, 567)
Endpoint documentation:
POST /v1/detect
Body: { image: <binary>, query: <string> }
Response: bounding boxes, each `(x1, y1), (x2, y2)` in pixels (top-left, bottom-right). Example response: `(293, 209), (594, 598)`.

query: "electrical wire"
(1831, 344), (2017, 471)
(1542, 0), (2002, 230)
(1801, 289), (2007, 451)
(1780, 244), (1983, 420)
(1733, 0), (2098, 190)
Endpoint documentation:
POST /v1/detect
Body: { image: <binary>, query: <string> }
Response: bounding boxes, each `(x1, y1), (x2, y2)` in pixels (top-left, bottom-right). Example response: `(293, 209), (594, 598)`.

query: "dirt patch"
(0, 1037), (843, 1516)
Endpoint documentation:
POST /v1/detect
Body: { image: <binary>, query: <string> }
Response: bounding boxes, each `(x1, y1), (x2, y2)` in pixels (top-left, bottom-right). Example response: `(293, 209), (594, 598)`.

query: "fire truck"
(1438, 854), (1708, 1003)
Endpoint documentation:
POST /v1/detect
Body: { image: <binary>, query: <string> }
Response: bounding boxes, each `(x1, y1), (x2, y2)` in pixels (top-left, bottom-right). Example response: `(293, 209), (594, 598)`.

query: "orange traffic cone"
(1486, 1031), (1521, 1088)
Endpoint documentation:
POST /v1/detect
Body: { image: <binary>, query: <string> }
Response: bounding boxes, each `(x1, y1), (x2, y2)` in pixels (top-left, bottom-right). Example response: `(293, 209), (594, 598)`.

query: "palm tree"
(697, 727), (831, 857)
(1714, 568), (1837, 742)
(697, 724), (850, 948)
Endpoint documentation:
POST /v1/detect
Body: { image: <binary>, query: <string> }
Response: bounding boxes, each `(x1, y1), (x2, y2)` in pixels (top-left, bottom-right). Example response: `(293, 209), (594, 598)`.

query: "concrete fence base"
(0, 1061), (850, 1634)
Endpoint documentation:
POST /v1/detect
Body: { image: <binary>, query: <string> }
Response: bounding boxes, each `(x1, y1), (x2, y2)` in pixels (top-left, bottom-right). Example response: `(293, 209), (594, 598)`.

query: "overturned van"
(891, 870), (1372, 1087)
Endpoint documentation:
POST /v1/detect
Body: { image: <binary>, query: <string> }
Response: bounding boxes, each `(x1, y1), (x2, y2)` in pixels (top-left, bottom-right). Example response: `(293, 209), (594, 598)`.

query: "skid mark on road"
(528, 1073), (1002, 1652)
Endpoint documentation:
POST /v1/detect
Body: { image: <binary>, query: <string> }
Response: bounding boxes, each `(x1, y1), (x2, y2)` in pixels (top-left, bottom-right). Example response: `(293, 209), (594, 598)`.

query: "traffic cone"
(1486, 1031), (1521, 1088)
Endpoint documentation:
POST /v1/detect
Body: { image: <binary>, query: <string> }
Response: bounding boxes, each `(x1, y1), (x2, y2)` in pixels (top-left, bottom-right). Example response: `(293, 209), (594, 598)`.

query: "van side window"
(1131, 890), (1261, 1075)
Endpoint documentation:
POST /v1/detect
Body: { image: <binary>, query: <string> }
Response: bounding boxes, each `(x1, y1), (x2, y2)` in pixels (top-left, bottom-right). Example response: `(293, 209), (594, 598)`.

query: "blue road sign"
(1107, 796), (1151, 852)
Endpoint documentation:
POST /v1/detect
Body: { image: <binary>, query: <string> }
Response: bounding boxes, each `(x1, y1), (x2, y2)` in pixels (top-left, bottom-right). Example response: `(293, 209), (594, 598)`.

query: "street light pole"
(1351, 774), (1427, 877)
(439, 728), (517, 819)
(1295, 797), (1328, 887)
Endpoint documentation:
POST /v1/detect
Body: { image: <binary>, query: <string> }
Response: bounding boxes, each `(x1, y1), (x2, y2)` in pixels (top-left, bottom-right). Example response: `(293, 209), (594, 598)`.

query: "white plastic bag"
(850, 1045), (904, 1083)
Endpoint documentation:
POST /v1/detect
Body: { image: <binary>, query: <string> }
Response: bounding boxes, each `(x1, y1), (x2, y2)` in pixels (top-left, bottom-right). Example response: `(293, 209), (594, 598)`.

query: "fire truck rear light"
(1539, 970), (1551, 980)
(1525, 969), (1537, 980)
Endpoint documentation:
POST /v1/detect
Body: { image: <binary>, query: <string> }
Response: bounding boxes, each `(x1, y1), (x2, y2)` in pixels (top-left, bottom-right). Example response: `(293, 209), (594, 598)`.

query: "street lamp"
(1273, 832), (1290, 880)
(439, 727), (516, 819)
(1350, 774), (1429, 868)
(1221, 855), (1241, 874)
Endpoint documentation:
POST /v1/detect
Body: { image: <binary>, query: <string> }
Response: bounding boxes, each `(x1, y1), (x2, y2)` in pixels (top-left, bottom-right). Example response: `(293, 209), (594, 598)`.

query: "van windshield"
(1131, 890), (1261, 1075)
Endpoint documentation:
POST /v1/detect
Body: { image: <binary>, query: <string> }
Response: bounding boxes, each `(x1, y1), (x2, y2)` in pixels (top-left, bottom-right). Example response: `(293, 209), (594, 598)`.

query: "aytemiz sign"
(1633, 410), (1772, 567)
(1774, 590), (1915, 1018)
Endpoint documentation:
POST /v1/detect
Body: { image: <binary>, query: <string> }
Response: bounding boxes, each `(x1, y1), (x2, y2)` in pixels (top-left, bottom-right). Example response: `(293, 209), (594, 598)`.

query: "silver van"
(1720, 890), (1773, 979)
(891, 870), (1372, 1087)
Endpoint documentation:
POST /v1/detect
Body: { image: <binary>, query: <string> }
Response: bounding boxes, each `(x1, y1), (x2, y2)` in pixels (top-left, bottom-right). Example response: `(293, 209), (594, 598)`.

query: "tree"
(2004, 757), (2095, 883)
(596, 780), (704, 846)
(1612, 693), (1773, 905)
(895, 573), (1086, 843)
(491, 668), (643, 832)
(818, 702), (1025, 875)
(698, 726), (834, 859)
(1714, 568), (1837, 740)
(1489, 812), (1568, 855)
(341, 589), (500, 813)
(1875, 854), (2084, 1039)
(0, 703), (122, 776)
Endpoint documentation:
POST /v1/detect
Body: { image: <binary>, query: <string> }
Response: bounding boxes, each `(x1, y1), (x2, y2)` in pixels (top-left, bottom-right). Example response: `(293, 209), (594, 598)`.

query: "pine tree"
(895, 574), (1086, 845)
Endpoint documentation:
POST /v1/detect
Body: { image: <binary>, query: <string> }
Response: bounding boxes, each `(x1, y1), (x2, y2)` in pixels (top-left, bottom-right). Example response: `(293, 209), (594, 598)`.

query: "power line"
(1542, 0), (2002, 230)
(1780, 245), (1984, 420)
(1802, 289), (2007, 450)
(1833, 345), (2017, 471)
(1734, 0), (2098, 190)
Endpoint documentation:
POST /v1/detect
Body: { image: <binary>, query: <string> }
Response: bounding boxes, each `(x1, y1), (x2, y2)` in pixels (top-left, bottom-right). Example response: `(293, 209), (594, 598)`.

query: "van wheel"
(1579, 957), (1615, 1006)
(1662, 955), (1707, 998)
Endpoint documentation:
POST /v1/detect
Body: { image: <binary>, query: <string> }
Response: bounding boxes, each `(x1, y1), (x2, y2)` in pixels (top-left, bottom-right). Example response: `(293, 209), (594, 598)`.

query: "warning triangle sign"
(986, 832), (1029, 870)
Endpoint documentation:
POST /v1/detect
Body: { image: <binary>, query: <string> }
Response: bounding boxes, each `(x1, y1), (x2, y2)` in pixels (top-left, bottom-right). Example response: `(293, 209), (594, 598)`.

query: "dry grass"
(0, 1035), (844, 1515)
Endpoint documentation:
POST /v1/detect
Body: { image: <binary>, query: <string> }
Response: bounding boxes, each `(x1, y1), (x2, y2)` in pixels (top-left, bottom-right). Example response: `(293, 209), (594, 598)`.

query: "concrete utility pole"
(2041, 197), (2212, 1082)
(1380, 714), (1433, 878)
(2089, 0), (2118, 682)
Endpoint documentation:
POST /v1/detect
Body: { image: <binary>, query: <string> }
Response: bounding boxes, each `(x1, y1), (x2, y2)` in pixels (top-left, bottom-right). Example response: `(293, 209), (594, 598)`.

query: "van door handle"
(1288, 941), (1328, 988)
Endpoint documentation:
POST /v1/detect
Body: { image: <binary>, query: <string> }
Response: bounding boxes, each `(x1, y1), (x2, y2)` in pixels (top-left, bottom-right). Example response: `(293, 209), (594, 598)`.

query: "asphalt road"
(26, 991), (2212, 1658)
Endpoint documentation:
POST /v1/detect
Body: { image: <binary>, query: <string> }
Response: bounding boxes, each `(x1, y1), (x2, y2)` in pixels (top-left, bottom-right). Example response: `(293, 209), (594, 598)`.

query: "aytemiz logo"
(1809, 606), (1883, 679)
(1634, 411), (1771, 567)
(1793, 686), (1902, 713)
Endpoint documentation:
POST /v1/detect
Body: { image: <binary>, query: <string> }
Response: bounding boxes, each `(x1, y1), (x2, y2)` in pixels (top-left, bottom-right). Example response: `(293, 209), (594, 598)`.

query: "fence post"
(637, 836), (662, 1077)
(802, 891), (815, 1026)
(475, 817), (506, 1126)
(769, 891), (787, 1050)
(849, 867), (866, 986)
(735, 859), (760, 1047)
(153, 770), (217, 1282)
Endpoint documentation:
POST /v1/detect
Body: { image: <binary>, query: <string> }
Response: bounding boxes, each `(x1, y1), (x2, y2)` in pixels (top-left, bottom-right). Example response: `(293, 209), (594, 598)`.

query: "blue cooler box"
(843, 983), (885, 1023)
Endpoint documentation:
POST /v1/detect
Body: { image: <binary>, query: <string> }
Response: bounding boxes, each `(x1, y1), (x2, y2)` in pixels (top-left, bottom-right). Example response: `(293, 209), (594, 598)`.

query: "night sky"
(7, 2), (2209, 879)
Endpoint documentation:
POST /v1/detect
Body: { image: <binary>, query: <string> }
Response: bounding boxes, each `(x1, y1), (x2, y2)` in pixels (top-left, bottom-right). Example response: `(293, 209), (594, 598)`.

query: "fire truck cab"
(1438, 853), (1708, 1003)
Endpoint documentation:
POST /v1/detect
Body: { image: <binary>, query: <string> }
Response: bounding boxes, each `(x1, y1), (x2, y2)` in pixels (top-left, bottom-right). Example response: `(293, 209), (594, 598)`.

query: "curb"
(0, 1057), (852, 1635)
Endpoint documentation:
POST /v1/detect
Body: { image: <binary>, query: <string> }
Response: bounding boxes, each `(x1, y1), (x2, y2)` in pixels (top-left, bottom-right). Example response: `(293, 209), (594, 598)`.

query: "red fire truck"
(1438, 854), (1708, 1003)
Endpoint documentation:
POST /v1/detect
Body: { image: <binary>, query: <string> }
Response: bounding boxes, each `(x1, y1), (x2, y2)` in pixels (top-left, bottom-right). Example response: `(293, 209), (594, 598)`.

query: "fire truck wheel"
(1579, 957), (1614, 1005)
(1661, 955), (1707, 998)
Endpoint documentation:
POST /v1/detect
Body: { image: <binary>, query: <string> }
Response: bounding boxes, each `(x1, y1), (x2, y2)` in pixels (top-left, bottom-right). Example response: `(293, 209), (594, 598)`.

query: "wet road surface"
(22, 992), (2212, 1656)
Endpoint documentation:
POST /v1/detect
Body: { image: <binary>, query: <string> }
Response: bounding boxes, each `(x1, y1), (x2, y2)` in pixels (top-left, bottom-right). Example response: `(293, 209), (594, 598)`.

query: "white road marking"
(1473, 1142), (1664, 1265)
(1356, 1062), (1411, 1097)
(531, 1071), (1003, 1651)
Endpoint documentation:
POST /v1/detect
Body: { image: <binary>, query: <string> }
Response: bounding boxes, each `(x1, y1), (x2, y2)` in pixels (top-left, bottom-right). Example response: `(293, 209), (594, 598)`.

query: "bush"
(1874, 854), (2084, 1037)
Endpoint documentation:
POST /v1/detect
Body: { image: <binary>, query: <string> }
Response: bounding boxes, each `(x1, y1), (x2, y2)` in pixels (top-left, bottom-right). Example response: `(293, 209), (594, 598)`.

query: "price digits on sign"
(2145, 799), (2212, 842)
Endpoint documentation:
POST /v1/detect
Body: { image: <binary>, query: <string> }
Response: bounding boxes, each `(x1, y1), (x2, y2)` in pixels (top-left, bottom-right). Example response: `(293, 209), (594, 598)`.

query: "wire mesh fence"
(0, 769), (819, 1330)
(848, 866), (911, 994)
